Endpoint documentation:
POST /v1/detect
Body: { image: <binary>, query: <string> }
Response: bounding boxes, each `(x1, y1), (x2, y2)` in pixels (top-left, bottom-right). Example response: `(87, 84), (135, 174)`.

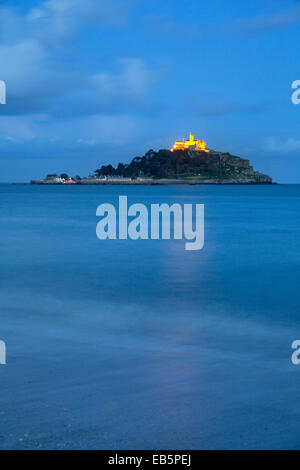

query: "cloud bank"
(0, 0), (157, 149)
(221, 4), (300, 35)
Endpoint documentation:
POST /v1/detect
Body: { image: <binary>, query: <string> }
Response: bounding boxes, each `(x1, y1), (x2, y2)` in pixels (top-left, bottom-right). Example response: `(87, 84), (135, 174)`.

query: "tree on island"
(94, 147), (272, 182)
(94, 149), (210, 179)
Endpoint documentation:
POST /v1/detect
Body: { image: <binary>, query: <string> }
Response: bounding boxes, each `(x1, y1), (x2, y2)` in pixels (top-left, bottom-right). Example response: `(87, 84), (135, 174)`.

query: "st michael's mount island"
(31, 133), (274, 185)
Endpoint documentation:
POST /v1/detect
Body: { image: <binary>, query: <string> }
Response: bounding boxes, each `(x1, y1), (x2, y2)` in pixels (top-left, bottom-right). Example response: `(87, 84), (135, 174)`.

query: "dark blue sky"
(0, 0), (300, 182)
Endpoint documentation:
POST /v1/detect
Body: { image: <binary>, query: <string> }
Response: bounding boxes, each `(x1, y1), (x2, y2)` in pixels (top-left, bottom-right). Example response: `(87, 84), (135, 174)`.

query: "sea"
(0, 183), (300, 449)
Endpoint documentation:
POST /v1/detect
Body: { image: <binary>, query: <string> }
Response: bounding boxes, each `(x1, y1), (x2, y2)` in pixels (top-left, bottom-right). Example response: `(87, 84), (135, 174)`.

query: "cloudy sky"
(0, 0), (299, 182)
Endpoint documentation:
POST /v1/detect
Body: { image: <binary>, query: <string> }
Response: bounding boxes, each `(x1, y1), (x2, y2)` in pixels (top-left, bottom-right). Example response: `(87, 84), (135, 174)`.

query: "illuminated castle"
(171, 133), (209, 152)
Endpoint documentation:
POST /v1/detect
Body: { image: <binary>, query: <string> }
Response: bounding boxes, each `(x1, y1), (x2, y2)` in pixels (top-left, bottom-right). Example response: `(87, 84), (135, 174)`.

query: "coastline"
(30, 178), (275, 185)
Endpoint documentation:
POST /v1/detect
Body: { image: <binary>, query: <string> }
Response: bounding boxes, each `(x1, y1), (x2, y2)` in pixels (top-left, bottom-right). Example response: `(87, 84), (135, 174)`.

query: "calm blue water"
(0, 183), (300, 449)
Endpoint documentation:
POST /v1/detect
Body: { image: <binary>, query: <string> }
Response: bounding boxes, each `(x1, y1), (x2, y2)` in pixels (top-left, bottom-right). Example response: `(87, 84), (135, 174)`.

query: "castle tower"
(171, 133), (210, 152)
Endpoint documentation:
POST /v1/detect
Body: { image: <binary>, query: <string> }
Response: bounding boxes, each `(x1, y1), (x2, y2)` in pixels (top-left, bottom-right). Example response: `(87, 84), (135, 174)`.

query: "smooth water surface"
(0, 183), (300, 449)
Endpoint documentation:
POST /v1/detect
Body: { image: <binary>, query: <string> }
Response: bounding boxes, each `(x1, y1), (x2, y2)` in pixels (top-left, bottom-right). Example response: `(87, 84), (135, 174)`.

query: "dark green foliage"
(96, 149), (225, 179)
(94, 148), (272, 182)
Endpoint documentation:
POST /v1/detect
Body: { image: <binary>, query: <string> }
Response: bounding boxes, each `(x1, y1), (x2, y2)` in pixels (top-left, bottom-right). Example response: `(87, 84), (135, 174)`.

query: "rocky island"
(31, 133), (273, 185)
